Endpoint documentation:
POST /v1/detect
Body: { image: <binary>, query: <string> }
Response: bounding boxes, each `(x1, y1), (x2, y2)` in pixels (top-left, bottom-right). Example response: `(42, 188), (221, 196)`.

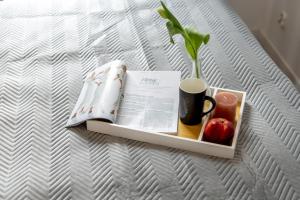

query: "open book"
(67, 60), (181, 134)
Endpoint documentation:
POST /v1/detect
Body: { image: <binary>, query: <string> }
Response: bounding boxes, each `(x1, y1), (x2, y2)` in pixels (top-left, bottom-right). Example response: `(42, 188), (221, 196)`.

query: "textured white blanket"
(0, 0), (299, 199)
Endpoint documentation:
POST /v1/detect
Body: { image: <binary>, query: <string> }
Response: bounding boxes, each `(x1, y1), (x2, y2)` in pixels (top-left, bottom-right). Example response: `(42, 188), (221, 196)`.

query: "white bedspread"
(0, 0), (299, 199)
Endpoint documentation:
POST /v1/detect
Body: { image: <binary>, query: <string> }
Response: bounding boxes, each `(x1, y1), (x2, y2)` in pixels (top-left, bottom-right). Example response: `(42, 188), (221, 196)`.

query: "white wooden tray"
(87, 87), (246, 159)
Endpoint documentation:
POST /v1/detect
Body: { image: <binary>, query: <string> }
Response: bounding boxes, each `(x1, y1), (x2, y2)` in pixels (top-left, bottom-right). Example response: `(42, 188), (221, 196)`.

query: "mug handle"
(202, 96), (216, 116)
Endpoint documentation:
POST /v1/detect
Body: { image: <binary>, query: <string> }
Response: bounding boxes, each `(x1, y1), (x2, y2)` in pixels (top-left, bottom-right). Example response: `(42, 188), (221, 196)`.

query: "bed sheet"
(0, 0), (299, 199)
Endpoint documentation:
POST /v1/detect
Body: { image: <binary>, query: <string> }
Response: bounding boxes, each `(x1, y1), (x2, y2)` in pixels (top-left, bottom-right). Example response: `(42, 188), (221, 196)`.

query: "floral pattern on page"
(66, 60), (127, 127)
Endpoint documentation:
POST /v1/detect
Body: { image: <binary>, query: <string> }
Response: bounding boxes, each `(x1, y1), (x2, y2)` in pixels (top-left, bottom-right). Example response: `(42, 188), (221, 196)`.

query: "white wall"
(265, 0), (300, 77)
(228, 0), (271, 30)
(229, 0), (300, 88)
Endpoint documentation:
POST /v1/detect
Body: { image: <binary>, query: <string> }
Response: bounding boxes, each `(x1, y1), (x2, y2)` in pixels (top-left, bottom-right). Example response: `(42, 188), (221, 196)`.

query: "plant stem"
(194, 57), (200, 79)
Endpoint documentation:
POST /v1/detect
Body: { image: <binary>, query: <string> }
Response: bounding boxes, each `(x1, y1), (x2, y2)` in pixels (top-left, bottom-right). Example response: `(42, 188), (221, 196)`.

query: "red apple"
(204, 118), (235, 145)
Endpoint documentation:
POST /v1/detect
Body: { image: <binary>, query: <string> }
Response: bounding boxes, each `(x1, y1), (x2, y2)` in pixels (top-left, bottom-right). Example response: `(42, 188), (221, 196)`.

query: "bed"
(0, 0), (299, 199)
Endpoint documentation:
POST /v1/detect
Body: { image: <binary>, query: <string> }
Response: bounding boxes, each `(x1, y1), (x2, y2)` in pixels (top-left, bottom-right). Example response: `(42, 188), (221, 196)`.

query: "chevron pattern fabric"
(0, 0), (299, 199)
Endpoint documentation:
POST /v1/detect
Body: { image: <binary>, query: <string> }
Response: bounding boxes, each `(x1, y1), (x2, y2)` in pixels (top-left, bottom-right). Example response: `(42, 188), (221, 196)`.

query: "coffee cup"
(179, 78), (216, 125)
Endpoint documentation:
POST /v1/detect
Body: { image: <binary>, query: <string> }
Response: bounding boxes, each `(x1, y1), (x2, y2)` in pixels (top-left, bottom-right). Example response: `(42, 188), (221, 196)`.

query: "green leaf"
(157, 1), (210, 61)
(157, 6), (167, 19)
(203, 34), (210, 44)
(166, 21), (181, 43)
(160, 1), (182, 30)
(184, 39), (196, 60)
(185, 27), (203, 52)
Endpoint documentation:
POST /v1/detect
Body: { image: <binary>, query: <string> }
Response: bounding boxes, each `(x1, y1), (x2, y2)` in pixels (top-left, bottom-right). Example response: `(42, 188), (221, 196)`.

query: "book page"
(116, 71), (181, 134)
(66, 60), (127, 127)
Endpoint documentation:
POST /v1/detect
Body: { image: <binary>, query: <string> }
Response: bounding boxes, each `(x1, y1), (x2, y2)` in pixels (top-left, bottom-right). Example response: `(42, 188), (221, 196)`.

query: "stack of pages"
(67, 60), (181, 134)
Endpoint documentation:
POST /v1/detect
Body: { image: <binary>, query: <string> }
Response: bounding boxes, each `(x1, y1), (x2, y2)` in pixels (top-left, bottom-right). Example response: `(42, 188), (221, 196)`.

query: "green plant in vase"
(157, 1), (210, 79)
(158, 1), (215, 126)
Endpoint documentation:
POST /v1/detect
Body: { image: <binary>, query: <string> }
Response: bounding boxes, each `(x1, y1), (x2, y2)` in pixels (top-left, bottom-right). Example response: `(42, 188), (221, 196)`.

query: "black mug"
(179, 78), (216, 125)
